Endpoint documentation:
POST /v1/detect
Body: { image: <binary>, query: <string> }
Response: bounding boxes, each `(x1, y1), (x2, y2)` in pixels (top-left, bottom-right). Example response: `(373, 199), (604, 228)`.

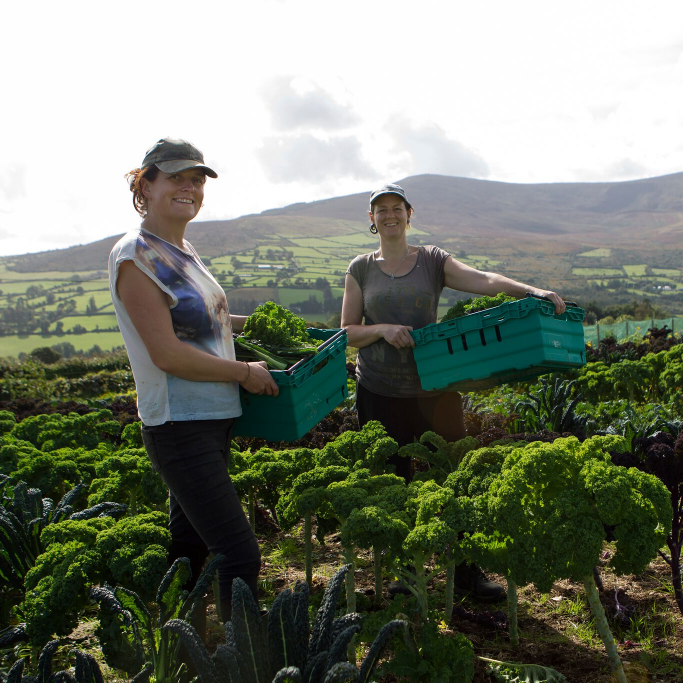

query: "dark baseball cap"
(369, 183), (411, 209)
(141, 137), (218, 178)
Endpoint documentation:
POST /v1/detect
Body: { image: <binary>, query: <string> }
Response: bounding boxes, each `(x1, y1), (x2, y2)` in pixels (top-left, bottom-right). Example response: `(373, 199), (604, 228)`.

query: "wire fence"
(582, 317), (683, 344)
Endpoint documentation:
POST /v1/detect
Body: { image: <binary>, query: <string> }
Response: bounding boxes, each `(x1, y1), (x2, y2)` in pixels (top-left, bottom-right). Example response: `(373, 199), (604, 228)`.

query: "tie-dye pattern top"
(109, 228), (241, 425)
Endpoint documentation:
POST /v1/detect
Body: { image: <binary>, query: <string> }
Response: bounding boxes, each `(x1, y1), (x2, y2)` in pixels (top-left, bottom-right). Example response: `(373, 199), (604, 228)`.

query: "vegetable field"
(1, 326), (683, 681)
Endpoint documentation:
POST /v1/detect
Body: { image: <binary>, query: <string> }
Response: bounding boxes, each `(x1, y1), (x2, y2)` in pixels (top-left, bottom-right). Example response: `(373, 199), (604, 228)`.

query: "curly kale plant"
(22, 512), (170, 645)
(441, 293), (517, 322)
(622, 431), (683, 617)
(398, 433), (479, 483)
(9, 410), (121, 451)
(0, 478), (125, 628)
(243, 301), (314, 347)
(483, 436), (671, 682)
(237, 302), (319, 369)
(87, 448), (167, 515)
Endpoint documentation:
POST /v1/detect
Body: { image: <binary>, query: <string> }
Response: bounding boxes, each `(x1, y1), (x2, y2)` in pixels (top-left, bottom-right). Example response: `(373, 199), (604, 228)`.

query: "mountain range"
(5, 172), (683, 273)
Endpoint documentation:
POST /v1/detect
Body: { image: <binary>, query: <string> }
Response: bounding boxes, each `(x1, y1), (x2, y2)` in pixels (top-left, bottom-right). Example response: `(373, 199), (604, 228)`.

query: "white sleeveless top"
(108, 227), (241, 425)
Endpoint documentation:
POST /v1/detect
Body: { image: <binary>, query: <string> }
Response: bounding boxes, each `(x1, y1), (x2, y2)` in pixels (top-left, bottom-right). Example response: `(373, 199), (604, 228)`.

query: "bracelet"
(241, 362), (250, 384)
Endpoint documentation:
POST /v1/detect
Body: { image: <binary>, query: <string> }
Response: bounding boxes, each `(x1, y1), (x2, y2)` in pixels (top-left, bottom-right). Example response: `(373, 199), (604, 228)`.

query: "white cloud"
(386, 118), (490, 179)
(256, 134), (378, 183)
(263, 76), (360, 131)
(0, 164), (28, 205)
(1, 0), (683, 256)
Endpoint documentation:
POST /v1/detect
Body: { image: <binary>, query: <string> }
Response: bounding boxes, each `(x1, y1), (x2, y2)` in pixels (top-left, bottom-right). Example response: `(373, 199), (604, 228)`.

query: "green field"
(324, 234), (378, 247)
(0, 331), (125, 358)
(0, 281), (71, 296)
(0, 266), (106, 281)
(4, 226), (683, 359)
(278, 289), (325, 306)
(54, 279), (109, 292)
(623, 264), (647, 276)
(69, 291), (115, 311)
(460, 255), (502, 267)
(572, 267), (624, 277)
(51, 314), (118, 332)
(578, 248), (612, 257)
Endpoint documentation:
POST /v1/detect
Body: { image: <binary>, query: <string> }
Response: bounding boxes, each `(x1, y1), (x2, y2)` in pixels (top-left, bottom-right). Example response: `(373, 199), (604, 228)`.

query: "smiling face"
(142, 167), (206, 224)
(369, 194), (413, 239)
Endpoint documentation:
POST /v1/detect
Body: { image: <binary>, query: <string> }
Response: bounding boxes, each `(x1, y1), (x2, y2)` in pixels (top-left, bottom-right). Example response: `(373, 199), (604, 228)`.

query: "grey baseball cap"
(141, 137), (218, 178)
(369, 183), (411, 209)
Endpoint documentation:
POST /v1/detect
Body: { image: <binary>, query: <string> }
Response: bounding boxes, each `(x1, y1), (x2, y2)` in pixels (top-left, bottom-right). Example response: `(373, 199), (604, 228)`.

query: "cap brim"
(155, 159), (218, 178)
(369, 190), (406, 208)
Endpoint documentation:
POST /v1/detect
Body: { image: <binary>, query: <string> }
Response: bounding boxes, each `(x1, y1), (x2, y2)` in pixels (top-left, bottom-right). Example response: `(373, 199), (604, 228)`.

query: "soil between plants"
(25, 512), (683, 682)
(241, 514), (683, 683)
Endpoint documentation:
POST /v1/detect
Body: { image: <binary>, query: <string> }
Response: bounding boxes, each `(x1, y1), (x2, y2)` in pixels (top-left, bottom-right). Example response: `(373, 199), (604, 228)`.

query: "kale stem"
(583, 573), (627, 683)
(507, 578), (519, 647)
(248, 490), (255, 530)
(343, 545), (356, 614)
(373, 547), (383, 605)
(305, 512), (312, 588)
(444, 561), (455, 623)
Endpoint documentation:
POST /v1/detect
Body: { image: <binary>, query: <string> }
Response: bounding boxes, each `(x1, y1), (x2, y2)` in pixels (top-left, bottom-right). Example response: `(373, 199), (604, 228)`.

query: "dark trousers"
(356, 382), (466, 480)
(141, 418), (260, 619)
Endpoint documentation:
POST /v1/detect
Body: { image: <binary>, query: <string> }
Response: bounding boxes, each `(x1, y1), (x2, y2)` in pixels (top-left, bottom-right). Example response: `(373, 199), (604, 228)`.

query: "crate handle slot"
(524, 292), (579, 307)
(461, 334), (468, 351)
(323, 384), (346, 405)
(495, 325), (502, 342)
(479, 329), (487, 346)
(447, 338), (454, 355)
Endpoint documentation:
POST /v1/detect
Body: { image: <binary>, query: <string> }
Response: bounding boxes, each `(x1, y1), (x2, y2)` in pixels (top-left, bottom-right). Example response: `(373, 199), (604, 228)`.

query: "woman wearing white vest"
(109, 138), (278, 622)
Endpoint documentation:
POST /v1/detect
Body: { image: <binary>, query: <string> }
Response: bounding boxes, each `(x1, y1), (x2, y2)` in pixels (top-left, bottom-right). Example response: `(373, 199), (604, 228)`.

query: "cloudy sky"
(1, 0), (682, 257)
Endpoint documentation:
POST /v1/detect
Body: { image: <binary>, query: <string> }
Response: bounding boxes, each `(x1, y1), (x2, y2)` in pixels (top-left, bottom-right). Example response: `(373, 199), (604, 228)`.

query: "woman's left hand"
(530, 289), (566, 315)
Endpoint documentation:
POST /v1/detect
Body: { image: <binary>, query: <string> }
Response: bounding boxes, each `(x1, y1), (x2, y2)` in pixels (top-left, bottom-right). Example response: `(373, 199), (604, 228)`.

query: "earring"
(369, 223), (378, 234)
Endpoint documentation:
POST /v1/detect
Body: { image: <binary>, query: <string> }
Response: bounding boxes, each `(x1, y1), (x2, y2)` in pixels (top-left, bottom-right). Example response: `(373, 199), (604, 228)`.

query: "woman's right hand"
(382, 324), (415, 349)
(240, 361), (280, 396)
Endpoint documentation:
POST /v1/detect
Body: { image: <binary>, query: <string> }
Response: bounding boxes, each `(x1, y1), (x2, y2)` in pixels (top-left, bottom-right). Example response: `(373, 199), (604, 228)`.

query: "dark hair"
(125, 165), (160, 217)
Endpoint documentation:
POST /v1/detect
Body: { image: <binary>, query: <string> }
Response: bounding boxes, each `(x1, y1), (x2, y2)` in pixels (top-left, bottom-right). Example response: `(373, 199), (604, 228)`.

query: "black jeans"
(141, 418), (260, 617)
(356, 382), (466, 480)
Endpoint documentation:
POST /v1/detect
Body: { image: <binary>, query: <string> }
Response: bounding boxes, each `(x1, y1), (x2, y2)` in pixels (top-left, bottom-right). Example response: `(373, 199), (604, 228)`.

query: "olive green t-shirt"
(346, 245), (449, 397)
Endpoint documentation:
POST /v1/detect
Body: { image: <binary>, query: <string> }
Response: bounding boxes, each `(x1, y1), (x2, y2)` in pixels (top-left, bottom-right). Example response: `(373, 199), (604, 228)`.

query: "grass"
(0, 280), (73, 296)
(551, 593), (587, 618)
(572, 267), (625, 277)
(0, 267), (106, 281)
(623, 264), (648, 276)
(325, 234), (378, 247)
(0, 331), (125, 357)
(268, 537), (300, 566)
(578, 248), (612, 258)
(47, 313), (118, 332)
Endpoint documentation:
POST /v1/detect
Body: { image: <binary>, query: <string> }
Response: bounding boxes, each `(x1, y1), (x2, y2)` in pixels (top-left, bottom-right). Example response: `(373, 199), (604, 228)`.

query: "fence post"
(597, 322), (600, 344)
(625, 321), (629, 337)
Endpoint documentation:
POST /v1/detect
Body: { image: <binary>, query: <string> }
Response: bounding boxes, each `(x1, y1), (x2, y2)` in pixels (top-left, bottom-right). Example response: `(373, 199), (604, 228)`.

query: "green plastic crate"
(410, 298), (586, 392)
(233, 328), (348, 442)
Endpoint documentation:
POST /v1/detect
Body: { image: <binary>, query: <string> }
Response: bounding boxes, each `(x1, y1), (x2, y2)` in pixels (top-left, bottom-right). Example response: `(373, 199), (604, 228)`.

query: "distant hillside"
(4, 172), (683, 273)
